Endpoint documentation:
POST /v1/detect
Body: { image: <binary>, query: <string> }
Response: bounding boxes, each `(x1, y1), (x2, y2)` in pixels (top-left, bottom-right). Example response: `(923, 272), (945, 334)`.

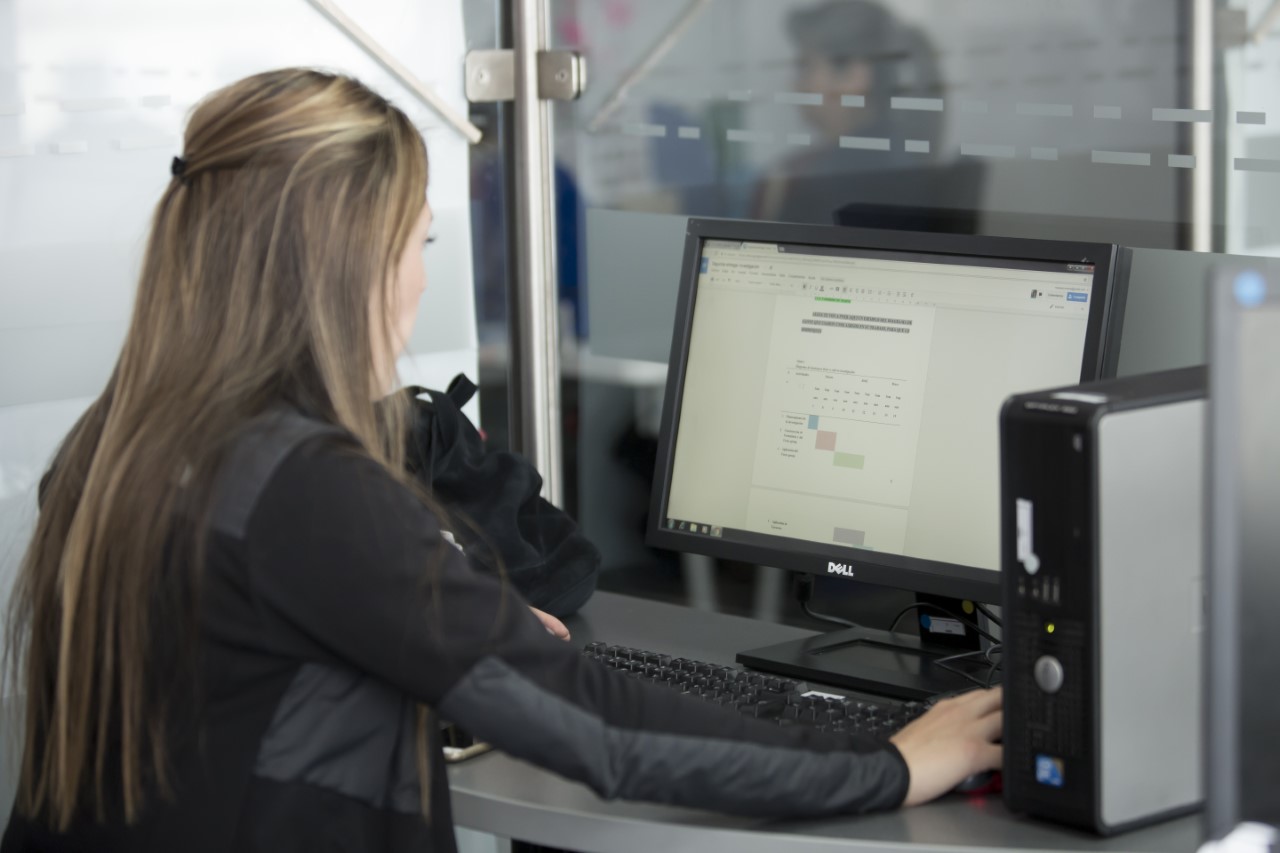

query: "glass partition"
(537, 0), (1277, 620)
(554, 0), (1202, 245)
(1222, 0), (1280, 255)
(0, 0), (483, 672)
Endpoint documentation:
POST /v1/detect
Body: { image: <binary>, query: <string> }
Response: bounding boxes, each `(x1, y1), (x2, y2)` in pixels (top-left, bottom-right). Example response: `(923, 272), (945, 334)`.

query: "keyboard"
(583, 642), (930, 740)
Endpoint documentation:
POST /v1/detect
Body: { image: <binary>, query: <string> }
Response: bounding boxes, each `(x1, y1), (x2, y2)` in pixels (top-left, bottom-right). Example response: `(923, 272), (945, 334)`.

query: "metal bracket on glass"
(464, 50), (586, 103)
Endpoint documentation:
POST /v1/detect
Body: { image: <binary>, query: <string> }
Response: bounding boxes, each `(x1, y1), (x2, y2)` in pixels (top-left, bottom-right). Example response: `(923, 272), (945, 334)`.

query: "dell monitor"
(1206, 266), (1280, 838)
(648, 219), (1124, 698)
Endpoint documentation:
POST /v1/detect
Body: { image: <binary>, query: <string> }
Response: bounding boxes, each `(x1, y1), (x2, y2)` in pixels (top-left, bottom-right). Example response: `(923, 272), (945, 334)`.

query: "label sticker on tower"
(1035, 755), (1065, 788)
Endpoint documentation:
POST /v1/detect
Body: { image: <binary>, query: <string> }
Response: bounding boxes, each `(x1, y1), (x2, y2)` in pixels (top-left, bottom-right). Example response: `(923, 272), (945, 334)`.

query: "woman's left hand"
(529, 606), (571, 641)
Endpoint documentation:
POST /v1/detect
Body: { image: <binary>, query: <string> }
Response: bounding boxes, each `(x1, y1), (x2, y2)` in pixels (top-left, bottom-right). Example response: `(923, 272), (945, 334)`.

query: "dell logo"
(827, 562), (856, 577)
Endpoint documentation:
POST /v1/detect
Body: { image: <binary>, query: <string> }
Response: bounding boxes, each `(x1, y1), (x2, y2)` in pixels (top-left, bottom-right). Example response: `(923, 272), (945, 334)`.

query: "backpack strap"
(210, 409), (345, 540)
(445, 374), (478, 409)
(404, 374), (476, 412)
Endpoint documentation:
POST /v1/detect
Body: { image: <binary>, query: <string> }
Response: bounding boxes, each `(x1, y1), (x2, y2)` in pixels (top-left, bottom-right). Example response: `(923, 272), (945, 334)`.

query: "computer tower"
(1206, 267), (1280, 839)
(999, 366), (1204, 834)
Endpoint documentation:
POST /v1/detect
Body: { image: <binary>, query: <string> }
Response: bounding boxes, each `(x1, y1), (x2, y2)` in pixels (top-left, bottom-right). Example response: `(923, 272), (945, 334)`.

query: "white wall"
(0, 0), (479, 690)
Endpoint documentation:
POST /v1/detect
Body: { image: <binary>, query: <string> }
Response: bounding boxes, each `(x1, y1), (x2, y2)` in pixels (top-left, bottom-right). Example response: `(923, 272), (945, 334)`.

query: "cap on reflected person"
(786, 0), (898, 66)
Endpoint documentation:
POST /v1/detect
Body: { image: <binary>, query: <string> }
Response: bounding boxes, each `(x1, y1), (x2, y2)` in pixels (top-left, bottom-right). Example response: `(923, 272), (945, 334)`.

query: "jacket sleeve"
(243, 440), (910, 817)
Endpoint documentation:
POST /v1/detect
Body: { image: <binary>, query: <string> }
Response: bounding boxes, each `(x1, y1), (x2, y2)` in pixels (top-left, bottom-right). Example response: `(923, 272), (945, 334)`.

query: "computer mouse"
(953, 769), (1002, 795)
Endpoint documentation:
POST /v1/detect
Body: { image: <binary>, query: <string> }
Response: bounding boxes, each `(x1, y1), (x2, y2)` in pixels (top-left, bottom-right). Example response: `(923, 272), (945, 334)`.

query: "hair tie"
(170, 156), (190, 185)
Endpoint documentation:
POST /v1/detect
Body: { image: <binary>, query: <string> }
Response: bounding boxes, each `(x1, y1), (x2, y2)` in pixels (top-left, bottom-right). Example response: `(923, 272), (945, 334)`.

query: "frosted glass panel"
(0, 0), (478, 670)
(551, 0), (1193, 249)
(0, 0), (476, 410)
(546, 0), (1257, 607)
(1223, 0), (1280, 256)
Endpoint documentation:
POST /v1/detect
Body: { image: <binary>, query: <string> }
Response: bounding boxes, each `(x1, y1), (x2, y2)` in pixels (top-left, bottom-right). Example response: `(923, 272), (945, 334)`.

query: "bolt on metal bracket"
(465, 49), (586, 103)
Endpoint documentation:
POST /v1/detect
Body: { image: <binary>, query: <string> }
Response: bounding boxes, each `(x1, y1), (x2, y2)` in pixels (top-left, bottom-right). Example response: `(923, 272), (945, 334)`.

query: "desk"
(448, 591), (1200, 853)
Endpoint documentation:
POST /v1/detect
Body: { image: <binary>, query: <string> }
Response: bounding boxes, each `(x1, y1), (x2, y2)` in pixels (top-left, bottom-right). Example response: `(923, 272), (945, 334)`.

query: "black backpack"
(401, 376), (600, 617)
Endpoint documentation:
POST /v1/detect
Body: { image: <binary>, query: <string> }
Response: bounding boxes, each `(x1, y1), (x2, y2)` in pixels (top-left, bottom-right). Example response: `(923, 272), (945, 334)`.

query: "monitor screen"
(1207, 267), (1280, 838)
(649, 220), (1121, 603)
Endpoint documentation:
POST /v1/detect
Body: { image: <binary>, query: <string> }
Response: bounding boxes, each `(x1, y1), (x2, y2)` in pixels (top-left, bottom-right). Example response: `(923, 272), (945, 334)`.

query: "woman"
(2, 68), (1001, 853)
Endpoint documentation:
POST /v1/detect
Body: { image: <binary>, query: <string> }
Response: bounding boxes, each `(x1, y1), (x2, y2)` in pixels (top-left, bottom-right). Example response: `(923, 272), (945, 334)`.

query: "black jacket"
(2, 410), (909, 853)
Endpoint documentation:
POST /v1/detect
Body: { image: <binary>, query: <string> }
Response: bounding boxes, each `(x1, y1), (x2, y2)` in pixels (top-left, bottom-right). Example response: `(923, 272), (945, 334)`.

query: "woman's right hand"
(889, 686), (1003, 807)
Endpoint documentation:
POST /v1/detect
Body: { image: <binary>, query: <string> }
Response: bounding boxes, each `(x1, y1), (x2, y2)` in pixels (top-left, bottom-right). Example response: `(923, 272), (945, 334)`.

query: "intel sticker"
(1035, 755), (1065, 788)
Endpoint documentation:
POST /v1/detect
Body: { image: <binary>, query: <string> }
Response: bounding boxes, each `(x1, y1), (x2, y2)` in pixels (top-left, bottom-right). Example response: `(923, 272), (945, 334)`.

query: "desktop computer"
(646, 218), (1125, 699)
(999, 367), (1205, 834)
(1206, 267), (1280, 840)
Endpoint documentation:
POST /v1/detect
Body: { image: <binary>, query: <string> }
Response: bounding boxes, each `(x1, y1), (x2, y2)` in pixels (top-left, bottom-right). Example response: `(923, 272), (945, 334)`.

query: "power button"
(1034, 655), (1065, 694)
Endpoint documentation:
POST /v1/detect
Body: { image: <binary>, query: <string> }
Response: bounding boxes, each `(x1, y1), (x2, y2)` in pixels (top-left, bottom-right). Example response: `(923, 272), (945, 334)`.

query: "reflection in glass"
(754, 1), (957, 228)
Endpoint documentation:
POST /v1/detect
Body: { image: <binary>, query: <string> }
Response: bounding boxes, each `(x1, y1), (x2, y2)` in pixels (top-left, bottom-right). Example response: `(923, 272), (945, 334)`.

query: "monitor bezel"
(647, 217), (1123, 604)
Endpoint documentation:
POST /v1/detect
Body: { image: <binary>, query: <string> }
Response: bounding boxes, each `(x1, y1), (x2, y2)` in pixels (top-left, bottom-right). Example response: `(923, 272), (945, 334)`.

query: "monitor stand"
(736, 624), (997, 701)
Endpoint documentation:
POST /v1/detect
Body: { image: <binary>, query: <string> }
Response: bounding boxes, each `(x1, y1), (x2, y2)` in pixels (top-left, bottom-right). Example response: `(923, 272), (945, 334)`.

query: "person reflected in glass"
(755, 0), (956, 226)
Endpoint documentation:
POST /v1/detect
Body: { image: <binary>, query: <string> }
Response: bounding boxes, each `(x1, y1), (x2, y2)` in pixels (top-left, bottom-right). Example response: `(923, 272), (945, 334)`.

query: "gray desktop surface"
(447, 591), (1199, 853)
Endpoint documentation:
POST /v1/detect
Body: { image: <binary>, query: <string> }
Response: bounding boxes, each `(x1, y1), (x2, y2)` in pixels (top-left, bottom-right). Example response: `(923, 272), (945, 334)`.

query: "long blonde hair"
(5, 68), (430, 828)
